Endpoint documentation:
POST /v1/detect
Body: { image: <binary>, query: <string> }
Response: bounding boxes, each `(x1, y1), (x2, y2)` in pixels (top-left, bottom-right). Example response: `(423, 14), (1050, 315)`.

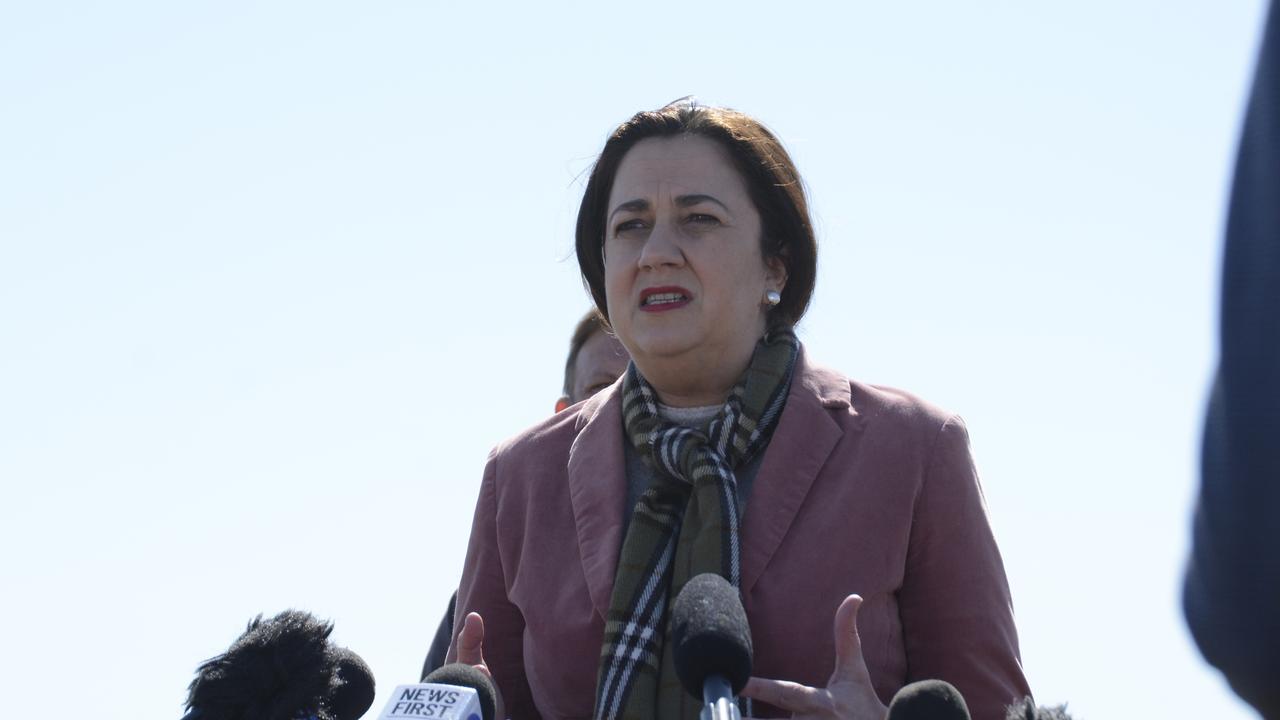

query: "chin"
(626, 329), (705, 361)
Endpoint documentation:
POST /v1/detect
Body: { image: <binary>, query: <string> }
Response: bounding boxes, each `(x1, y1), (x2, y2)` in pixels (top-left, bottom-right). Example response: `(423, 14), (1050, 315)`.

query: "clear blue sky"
(0, 2), (1268, 718)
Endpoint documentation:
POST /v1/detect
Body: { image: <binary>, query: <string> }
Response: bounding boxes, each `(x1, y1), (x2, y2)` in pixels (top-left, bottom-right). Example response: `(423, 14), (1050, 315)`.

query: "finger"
(452, 613), (503, 719)
(831, 594), (872, 682)
(741, 676), (831, 713)
(454, 611), (486, 667)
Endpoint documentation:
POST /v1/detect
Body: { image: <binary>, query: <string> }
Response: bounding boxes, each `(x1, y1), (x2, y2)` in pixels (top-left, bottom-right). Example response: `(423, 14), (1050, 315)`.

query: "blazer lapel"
(564, 351), (859, 610)
(566, 379), (628, 620)
(740, 349), (859, 595)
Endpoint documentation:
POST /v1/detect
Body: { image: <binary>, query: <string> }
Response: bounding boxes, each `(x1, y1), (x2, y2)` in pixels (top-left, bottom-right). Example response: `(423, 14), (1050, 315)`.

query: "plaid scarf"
(593, 330), (799, 720)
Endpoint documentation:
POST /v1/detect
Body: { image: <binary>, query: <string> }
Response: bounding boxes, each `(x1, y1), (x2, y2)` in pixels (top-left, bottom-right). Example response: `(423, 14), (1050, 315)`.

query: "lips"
(640, 286), (692, 312)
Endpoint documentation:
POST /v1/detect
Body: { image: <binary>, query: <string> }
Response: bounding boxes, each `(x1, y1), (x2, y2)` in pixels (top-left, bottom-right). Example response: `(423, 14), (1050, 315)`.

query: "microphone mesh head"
(670, 573), (753, 698)
(887, 679), (971, 720)
(327, 647), (376, 720)
(422, 663), (498, 720)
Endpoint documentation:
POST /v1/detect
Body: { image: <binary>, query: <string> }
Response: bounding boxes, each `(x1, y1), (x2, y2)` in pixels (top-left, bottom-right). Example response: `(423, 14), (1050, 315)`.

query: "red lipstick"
(639, 285), (692, 313)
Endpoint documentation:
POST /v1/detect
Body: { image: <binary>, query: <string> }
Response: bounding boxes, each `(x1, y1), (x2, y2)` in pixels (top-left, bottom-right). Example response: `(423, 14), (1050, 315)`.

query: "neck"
(636, 339), (757, 408)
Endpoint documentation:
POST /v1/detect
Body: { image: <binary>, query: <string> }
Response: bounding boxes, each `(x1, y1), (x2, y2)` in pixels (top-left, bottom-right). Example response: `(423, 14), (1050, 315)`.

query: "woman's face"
(603, 135), (786, 376)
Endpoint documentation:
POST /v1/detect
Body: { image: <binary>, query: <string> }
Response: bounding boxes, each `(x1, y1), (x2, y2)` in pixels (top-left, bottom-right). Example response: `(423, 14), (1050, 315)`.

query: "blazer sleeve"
(897, 415), (1030, 720)
(449, 449), (542, 719)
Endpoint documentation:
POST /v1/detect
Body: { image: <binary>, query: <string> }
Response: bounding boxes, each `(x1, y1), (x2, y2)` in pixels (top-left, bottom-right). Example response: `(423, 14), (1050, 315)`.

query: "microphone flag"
(377, 683), (484, 720)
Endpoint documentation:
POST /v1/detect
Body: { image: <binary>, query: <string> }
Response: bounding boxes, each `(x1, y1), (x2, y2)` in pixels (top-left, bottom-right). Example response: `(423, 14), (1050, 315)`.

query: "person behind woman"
(555, 310), (631, 414)
(449, 100), (1030, 719)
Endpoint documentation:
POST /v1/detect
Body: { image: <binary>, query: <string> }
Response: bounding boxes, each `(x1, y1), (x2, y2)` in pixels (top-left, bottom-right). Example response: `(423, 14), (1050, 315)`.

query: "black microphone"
(422, 663), (497, 720)
(182, 609), (376, 720)
(886, 680), (971, 720)
(1004, 696), (1076, 720)
(330, 647), (378, 720)
(376, 662), (497, 720)
(671, 573), (753, 720)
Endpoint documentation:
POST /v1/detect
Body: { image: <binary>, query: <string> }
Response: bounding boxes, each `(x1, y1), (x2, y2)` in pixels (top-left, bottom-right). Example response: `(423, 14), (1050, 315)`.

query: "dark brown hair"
(575, 99), (817, 329)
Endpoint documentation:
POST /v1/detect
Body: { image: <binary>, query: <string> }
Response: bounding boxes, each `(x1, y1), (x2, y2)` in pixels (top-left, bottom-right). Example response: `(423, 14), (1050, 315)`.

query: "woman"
(449, 100), (1030, 719)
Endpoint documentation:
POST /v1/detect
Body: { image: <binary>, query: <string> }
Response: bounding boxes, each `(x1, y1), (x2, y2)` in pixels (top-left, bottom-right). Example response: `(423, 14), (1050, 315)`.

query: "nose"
(637, 219), (684, 271)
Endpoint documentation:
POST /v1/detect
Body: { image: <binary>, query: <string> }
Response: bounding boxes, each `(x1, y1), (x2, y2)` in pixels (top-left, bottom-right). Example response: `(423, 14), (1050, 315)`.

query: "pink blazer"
(451, 350), (1030, 719)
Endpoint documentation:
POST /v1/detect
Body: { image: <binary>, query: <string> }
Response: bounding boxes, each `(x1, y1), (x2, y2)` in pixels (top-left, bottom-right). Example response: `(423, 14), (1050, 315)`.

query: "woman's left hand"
(453, 611), (507, 720)
(740, 595), (889, 720)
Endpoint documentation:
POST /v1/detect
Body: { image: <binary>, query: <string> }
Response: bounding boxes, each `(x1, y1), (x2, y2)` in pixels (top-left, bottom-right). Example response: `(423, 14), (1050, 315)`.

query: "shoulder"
(490, 404), (583, 462)
(852, 380), (965, 442)
(485, 405), (583, 485)
(486, 378), (620, 475)
(795, 351), (962, 443)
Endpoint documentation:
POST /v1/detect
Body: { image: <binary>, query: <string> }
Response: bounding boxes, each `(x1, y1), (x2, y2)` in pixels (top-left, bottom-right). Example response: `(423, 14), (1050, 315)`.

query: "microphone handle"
(701, 674), (742, 720)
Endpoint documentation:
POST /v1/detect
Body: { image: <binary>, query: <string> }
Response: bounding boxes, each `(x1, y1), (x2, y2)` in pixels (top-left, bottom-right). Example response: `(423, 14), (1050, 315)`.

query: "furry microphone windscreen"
(1004, 696), (1075, 720)
(183, 609), (372, 720)
(670, 572), (754, 699)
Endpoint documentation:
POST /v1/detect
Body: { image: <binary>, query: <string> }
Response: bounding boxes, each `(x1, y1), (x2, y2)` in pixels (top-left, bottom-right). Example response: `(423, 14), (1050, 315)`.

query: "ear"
(554, 396), (571, 413)
(764, 253), (788, 295)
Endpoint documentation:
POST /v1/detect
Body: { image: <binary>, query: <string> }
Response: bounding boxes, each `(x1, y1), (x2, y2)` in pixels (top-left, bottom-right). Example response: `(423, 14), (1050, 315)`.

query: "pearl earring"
(764, 290), (781, 306)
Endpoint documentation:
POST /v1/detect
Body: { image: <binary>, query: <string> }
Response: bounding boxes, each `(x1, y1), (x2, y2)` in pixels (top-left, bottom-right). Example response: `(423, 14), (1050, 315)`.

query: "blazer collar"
(565, 347), (860, 617)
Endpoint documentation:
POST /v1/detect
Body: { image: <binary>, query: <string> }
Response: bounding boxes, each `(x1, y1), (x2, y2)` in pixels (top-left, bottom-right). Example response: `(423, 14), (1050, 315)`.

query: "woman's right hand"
(454, 611), (508, 720)
(740, 595), (888, 720)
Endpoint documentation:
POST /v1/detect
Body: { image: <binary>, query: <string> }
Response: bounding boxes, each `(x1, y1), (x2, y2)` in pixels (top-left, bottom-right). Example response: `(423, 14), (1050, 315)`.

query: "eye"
(613, 218), (648, 237)
(685, 213), (720, 226)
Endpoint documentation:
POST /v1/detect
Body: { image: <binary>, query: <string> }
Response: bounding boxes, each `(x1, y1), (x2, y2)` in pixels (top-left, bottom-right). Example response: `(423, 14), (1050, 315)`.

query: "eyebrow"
(608, 194), (730, 222)
(608, 199), (650, 222)
(675, 194), (730, 212)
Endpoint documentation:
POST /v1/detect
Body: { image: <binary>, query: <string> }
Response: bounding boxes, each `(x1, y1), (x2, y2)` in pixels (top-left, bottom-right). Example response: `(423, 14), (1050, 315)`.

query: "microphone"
(182, 609), (376, 720)
(886, 680), (971, 720)
(671, 573), (753, 720)
(376, 662), (496, 720)
(331, 648), (378, 720)
(1004, 696), (1075, 720)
